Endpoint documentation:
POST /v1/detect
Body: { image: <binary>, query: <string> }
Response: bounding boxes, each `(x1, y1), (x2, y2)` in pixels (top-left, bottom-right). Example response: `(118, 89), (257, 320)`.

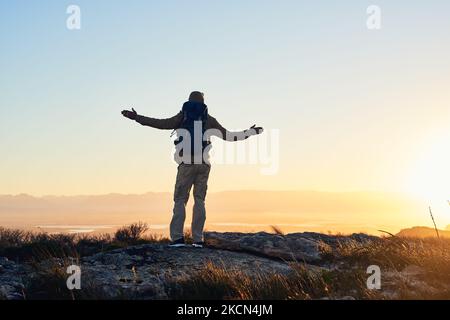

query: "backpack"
(174, 101), (211, 161)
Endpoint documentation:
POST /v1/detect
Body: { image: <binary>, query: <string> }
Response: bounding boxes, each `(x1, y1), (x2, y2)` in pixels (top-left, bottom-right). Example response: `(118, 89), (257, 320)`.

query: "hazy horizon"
(1, 190), (447, 236)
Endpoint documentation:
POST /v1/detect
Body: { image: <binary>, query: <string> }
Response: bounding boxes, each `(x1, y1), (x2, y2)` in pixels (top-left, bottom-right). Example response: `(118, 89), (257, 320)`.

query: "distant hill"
(396, 226), (450, 239)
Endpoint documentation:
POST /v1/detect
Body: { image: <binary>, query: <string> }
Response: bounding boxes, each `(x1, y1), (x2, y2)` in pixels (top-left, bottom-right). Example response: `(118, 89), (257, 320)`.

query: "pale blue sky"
(1, 1), (449, 197)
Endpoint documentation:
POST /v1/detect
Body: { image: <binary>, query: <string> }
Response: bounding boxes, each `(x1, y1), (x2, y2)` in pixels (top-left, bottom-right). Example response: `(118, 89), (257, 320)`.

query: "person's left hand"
(248, 124), (264, 135)
(121, 108), (138, 120)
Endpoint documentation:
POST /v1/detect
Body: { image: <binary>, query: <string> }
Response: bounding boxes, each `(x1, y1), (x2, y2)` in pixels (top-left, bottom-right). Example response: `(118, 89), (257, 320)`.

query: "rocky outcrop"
(0, 257), (25, 300)
(74, 232), (379, 299)
(204, 232), (321, 262)
(81, 244), (293, 299)
(0, 231), (403, 300)
(204, 231), (378, 263)
(396, 226), (450, 239)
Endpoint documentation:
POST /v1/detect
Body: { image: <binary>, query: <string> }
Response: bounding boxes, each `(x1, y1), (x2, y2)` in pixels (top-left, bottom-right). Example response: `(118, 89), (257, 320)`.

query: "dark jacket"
(135, 109), (249, 142)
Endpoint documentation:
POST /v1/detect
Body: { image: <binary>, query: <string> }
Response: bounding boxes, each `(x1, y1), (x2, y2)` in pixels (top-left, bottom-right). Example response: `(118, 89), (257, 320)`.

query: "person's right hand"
(121, 108), (138, 120)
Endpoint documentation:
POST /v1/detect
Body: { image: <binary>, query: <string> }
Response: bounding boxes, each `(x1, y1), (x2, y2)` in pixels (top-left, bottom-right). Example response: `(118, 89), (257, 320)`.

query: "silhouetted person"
(122, 91), (263, 247)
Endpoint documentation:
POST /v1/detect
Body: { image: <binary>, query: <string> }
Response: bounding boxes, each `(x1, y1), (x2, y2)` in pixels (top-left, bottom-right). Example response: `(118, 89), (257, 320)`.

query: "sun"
(407, 130), (450, 205)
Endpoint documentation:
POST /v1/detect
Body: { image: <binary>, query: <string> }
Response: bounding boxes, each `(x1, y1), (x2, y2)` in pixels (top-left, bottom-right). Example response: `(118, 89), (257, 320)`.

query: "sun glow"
(407, 131), (450, 222)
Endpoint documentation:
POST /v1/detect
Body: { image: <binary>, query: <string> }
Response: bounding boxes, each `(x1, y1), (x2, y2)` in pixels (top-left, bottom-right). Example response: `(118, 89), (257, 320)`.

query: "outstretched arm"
(208, 116), (263, 142)
(122, 108), (183, 130)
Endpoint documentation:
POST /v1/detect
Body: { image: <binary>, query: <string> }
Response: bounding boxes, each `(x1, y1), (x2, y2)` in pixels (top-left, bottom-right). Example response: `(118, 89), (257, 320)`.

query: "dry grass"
(325, 235), (450, 299)
(168, 261), (381, 300)
(169, 233), (450, 300)
(0, 223), (169, 262)
(332, 236), (450, 276)
(24, 256), (110, 300)
(114, 221), (149, 244)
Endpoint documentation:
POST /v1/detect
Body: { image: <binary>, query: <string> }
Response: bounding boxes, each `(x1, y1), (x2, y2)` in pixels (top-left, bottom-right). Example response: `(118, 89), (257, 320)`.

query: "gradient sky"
(1, 1), (449, 201)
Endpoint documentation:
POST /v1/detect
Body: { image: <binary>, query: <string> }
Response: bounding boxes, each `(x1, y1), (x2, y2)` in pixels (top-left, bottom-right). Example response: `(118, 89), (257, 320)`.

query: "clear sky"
(1, 1), (449, 202)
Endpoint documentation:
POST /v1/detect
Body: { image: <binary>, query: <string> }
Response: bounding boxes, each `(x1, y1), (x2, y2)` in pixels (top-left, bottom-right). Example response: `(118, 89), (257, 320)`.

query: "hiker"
(121, 91), (263, 248)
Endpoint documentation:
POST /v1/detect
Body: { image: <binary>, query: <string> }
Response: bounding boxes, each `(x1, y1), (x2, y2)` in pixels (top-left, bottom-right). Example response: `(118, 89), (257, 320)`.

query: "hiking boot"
(169, 238), (186, 248)
(192, 242), (204, 248)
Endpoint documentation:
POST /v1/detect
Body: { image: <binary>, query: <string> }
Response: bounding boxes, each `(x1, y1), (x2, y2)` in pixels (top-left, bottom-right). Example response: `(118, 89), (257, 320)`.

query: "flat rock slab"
(82, 244), (294, 299)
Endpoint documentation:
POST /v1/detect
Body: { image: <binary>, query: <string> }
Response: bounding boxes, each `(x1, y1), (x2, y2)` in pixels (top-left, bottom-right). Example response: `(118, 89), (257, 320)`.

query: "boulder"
(204, 232), (322, 263)
(204, 231), (379, 263)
